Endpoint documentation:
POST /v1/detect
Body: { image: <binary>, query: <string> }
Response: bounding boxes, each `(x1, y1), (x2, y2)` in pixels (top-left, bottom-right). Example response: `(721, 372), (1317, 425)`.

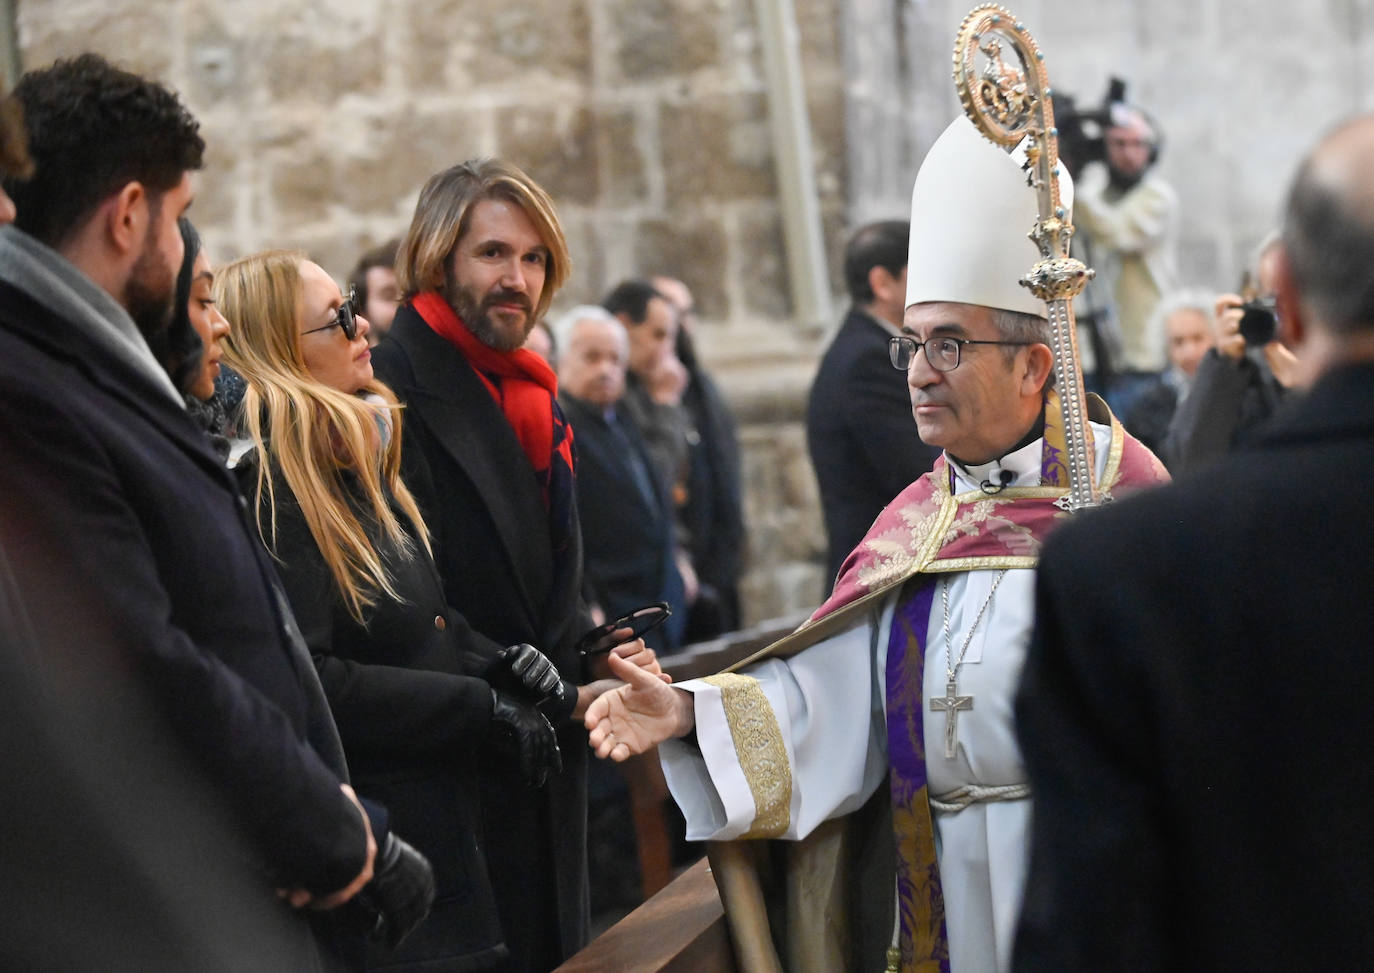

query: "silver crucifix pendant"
(929, 678), (973, 759)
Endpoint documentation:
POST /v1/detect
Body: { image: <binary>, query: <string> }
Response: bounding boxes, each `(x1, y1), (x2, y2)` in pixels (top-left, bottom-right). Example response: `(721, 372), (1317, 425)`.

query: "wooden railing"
(564, 612), (809, 969)
(553, 858), (737, 973)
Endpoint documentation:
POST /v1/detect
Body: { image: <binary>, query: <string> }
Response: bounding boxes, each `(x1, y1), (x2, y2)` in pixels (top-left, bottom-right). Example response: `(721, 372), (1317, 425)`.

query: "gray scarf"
(0, 225), (184, 408)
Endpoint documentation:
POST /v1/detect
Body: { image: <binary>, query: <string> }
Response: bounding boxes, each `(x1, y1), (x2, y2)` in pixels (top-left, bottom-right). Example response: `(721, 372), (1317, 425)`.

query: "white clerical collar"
(947, 435), (1043, 493)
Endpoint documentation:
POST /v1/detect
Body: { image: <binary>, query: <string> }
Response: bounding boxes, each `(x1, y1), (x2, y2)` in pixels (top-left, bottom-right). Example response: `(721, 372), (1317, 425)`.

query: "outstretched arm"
(584, 651), (694, 761)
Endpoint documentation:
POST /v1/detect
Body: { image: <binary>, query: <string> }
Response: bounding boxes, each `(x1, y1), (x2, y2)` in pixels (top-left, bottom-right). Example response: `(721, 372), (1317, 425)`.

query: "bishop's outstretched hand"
(584, 651), (694, 762)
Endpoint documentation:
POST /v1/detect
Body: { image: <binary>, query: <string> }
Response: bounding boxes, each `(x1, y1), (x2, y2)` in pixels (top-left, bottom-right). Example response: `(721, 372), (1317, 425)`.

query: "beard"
(125, 231), (178, 342)
(444, 276), (533, 352)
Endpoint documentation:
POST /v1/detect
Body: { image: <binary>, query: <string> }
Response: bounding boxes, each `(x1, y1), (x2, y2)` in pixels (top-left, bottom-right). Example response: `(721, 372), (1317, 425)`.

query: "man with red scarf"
(373, 158), (659, 972)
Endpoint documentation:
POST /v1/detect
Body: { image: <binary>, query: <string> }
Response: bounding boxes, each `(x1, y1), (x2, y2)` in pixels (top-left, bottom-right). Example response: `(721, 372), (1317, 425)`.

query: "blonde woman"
(218, 250), (567, 971)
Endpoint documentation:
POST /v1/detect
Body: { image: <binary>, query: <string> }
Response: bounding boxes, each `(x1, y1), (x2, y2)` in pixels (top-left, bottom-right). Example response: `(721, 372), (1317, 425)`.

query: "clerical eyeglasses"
(888, 334), (1033, 372)
(301, 286), (359, 341)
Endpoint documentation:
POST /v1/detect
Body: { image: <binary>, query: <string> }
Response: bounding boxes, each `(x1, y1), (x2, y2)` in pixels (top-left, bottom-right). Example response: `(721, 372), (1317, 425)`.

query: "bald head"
(1283, 113), (1374, 336)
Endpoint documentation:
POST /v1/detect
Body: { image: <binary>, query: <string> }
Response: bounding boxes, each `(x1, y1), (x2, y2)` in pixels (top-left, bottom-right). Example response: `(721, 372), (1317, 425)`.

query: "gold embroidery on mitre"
(703, 672), (792, 838)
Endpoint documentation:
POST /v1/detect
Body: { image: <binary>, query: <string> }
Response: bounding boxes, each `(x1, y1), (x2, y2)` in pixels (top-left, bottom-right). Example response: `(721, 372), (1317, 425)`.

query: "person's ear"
(1020, 342), (1055, 396)
(868, 265), (902, 306)
(1272, 245), (1306, 349)
(105, 181), (147, 257)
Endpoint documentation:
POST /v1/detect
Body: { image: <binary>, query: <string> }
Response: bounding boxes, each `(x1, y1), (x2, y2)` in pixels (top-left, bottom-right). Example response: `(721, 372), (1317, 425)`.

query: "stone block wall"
(15, 0), (1374, 624)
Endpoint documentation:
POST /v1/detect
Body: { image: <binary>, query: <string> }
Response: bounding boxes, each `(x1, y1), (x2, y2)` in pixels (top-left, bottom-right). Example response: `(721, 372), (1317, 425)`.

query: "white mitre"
(905, 115), (1074, 318)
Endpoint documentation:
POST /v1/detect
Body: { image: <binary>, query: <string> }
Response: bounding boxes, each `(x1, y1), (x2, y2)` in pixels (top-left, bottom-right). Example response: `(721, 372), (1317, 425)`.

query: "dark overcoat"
(806, 307), (941, 582)
(1015, 361), (1374, 971)
(558, 393), (685, 648)
(251, 459), (507, 971)
(372, 306), (592, 972)
(0, 278), (368, 969)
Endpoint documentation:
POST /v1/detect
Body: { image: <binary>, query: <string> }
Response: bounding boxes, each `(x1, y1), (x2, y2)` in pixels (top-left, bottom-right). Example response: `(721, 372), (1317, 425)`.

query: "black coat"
(1014, 361), (1374, 972)
(559, 394), (685, 649)
(678, 350), (745, 632)
(1162, 347), (1287, 474)
(806, 308), (941, 582)
(0, 277), (368, 968)
(248, 458), (506, 971)
(372, 306), (592, 972)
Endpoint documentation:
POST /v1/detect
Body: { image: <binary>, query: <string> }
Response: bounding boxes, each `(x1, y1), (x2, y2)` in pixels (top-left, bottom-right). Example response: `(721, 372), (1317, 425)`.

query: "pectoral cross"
(930, 679), (973, 760)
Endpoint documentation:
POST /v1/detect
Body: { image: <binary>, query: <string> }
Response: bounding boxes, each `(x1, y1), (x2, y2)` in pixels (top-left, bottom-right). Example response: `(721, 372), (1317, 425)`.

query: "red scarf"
(411, 291), (574, 500)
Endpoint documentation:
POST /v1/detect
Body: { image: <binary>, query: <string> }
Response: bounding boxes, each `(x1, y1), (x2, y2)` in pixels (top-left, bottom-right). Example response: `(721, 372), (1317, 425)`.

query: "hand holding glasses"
(576, 602), (672, 659)
(302, 286), (359, 341)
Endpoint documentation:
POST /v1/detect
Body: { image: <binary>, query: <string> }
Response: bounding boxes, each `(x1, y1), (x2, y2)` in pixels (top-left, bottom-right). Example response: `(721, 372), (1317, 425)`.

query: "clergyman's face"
(445, 197), (549, 352)
(902, 301), (1036, 465)
(126, 172), (193, 340)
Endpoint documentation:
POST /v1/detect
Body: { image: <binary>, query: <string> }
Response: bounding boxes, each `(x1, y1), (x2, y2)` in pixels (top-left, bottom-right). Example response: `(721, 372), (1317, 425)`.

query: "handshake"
(485, 643), (569, 789)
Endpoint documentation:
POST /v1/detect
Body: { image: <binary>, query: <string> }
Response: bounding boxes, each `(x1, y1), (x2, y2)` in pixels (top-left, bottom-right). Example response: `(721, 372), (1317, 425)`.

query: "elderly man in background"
(1121, 289), (1216, 459)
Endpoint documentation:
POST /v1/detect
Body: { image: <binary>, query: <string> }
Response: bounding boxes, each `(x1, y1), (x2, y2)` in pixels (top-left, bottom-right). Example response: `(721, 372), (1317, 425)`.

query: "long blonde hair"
(217, 249), (431, 623)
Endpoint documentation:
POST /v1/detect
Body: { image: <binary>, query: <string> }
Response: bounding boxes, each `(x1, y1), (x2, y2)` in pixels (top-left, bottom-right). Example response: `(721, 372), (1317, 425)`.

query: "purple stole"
(727, 392), (1168, 971)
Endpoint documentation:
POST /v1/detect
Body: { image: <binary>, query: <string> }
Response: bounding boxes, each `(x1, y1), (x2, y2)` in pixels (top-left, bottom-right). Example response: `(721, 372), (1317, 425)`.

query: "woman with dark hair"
(146, 218), (234, 456)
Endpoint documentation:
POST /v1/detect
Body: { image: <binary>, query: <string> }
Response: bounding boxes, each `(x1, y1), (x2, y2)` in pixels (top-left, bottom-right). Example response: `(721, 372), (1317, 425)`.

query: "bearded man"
(373, 158), (663, 972)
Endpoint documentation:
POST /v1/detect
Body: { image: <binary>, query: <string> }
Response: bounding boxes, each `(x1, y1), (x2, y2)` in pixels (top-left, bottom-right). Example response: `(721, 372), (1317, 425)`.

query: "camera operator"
(1162, 235), (1299, 473)
(1072, 102), (1180, 418)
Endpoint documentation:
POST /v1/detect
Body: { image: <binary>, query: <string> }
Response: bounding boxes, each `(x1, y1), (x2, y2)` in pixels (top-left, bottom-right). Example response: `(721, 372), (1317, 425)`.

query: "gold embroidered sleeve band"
(703, 673), (794, 838)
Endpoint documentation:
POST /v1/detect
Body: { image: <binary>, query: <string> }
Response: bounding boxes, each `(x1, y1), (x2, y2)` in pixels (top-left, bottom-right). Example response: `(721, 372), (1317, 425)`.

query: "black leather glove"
(489, 689), (563, 788)
(357, 832), (436, 950)
(488, 642), (563, 702)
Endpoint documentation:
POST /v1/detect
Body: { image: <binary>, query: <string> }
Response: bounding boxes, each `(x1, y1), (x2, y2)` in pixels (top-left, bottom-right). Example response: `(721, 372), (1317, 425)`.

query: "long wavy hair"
(217, 249), (430, 622)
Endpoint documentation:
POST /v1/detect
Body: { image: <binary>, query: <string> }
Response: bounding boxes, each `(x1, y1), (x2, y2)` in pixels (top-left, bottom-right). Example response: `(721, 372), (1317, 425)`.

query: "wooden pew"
(553, 858), (737, 973)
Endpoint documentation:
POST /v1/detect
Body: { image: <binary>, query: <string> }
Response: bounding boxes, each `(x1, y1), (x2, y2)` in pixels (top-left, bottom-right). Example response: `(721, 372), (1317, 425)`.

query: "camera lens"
(1238, 302), (1278, 347)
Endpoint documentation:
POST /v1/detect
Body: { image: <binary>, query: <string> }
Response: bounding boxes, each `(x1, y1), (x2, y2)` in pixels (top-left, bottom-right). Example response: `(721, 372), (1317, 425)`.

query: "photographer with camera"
(1068, 98), (1180, 418)
(1162, 235), (1299, 473)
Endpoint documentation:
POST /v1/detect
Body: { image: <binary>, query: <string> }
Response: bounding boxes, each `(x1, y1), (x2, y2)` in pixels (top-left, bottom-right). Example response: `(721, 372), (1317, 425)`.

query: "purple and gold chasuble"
(720, 393), (1167, 971)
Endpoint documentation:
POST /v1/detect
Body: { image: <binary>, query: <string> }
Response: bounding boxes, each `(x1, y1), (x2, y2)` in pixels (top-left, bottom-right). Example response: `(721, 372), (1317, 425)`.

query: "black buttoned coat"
(0, 278), (368, 969)
(248, 457), (507, 971)
(1015, 361), (1374, 971)
(372, 306), (592, 972)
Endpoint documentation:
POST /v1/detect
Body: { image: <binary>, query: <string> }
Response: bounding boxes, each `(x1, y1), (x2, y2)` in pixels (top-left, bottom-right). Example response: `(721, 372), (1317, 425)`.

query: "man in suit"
(1013, 112), (1374, 971)
(552, 305), (686, 648)
(0, 54), (380, 969)
(374, 159), (660, 971)
(808, 220), (941, 582)
(652, 274), (746, 637)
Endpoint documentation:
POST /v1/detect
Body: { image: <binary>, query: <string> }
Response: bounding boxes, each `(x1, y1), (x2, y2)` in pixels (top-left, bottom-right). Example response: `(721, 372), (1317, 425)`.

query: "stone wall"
(15, 0), (1374, 624)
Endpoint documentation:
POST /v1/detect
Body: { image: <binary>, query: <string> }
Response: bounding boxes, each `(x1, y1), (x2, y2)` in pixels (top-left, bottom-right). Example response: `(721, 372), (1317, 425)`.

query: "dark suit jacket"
(679, 347), (745, 632)
(1014, 360), (1374, 971)
(0, 279), (368, 960)
(559, 394), (685, 649)
(372, 306), (591, 971)
(807, 307), (941, 582)
(250, 459), (506, 971)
